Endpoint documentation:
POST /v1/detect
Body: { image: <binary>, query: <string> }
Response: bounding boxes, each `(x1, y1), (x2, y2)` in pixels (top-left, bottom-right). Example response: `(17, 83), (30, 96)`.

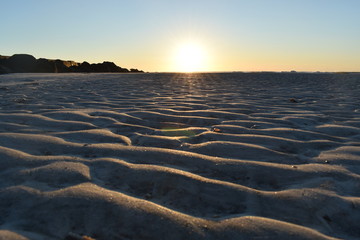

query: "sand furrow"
(0, 72), (359, 239)
(0, 184), (341, 240)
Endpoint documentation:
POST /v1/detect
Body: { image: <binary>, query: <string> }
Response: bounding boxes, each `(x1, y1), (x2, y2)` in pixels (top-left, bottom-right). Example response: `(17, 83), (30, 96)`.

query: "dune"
(0, 72), (359, 239)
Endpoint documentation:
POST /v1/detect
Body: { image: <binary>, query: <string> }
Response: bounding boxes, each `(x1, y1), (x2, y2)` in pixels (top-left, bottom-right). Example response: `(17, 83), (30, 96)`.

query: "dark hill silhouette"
(0, 54), (143, 74)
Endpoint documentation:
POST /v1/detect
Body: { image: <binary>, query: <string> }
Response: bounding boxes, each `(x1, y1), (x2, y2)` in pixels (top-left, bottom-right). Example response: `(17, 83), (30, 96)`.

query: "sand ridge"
(0, 72), (359, 239)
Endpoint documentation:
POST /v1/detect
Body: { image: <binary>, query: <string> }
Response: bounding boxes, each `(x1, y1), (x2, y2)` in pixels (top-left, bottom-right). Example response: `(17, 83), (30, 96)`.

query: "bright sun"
(173, 42), (207, 72)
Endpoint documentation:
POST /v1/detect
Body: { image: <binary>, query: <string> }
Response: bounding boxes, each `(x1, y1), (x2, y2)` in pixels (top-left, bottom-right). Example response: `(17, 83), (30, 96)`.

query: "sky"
(1, 0), (360, 72)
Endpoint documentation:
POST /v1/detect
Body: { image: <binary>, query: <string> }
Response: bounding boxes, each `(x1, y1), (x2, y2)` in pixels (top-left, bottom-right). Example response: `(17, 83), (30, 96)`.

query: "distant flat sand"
(0, 72), (359, 240)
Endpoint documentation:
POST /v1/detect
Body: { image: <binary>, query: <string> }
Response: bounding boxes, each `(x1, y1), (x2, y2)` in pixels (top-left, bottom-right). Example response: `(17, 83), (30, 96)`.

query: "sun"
(173, 42), (207, 72)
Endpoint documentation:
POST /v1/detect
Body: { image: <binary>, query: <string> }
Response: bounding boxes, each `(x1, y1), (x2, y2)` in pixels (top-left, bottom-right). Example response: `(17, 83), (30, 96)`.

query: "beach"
(0, 72), (359, 239)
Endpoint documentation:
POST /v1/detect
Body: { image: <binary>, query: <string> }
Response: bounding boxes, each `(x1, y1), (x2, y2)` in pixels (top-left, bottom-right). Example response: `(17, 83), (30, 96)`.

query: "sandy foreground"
(0, 72), (359, 240)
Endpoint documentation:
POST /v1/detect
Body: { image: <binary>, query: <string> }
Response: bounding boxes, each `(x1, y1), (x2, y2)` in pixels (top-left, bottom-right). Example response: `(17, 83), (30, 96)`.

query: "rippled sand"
(0, 72), (359, 240)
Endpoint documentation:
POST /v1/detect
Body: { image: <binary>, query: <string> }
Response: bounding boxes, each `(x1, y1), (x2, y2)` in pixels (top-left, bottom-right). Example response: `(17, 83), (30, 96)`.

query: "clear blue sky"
(1, 0), (359, 72)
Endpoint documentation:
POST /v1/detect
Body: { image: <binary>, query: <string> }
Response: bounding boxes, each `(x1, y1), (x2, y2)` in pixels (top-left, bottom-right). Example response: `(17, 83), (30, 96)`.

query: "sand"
(0, 72), (359, 240)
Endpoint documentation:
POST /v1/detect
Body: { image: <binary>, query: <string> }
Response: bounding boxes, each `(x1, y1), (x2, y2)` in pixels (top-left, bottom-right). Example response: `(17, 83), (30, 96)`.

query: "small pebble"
(14, 98), (27, 103)
(212, 128), (221, 133)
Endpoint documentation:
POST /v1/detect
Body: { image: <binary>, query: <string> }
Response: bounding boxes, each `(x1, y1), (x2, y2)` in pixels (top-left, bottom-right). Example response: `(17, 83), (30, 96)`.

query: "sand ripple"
(0, 72), (359, 239)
